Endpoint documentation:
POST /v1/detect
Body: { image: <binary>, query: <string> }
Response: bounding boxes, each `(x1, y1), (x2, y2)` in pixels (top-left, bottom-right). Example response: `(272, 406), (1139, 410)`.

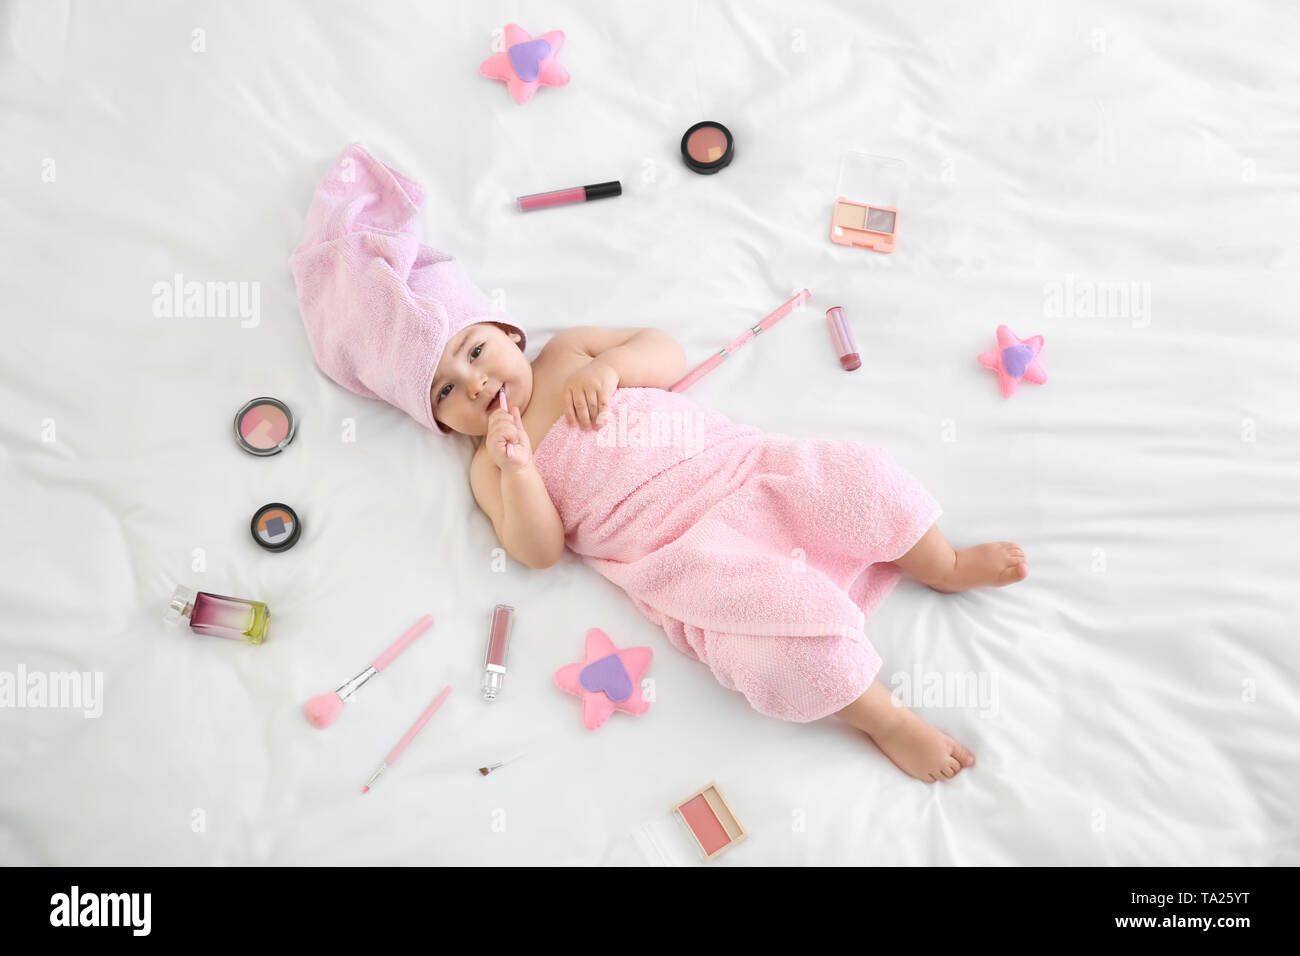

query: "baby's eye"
(434, 343), (484, 404)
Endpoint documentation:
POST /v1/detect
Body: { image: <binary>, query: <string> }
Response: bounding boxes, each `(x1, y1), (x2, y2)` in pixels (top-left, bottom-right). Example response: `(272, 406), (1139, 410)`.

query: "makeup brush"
(363, 685), (452, 794)
(478, 752), (525, 776)
(304, 614), (435, 729)
(497, 386), (515, 459)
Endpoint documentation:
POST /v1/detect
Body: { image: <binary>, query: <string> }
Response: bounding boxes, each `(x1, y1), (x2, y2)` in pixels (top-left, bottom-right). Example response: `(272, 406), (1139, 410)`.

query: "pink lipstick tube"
(482, 604), (515, 701)
(825, 306), (861, 371)
(517, 181), (621, 212)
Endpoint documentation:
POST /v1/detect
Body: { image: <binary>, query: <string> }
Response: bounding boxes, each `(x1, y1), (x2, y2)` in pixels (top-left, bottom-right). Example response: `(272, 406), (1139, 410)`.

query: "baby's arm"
(554, 327), (687, 427)
(561, 327), (687, 389)
(467, 328), (685, 567)
(470, 444), (565, 570)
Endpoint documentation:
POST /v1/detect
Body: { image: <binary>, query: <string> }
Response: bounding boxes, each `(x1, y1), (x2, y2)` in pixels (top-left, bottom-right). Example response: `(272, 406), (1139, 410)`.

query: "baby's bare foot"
(869, 707), (976, 782)
(933, 542), (1027, 592)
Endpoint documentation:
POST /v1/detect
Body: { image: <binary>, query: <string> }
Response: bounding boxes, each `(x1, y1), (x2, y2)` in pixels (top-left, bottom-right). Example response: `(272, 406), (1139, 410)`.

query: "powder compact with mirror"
(829, 151), (907, 255)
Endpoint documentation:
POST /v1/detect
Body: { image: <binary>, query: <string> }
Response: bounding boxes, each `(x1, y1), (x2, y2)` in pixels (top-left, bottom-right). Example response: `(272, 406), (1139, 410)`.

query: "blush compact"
(672, 781), (748, 862)
(234, 397), (297, 457)
(680, 121), (734, 175)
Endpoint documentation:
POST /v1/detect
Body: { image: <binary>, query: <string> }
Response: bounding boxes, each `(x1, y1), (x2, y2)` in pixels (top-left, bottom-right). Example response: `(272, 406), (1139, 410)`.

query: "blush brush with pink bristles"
(304, 614), (435, 729)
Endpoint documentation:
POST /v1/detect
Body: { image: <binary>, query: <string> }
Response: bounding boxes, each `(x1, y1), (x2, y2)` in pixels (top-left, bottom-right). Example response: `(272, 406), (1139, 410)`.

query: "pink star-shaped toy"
(554, 628), (652, 730)
(978, 325), (1047, 397)
(479, 24), (570, 105)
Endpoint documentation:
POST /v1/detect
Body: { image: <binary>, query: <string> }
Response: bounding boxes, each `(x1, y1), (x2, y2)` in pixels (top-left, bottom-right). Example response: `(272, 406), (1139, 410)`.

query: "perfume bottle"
(165, 585), (269, 644)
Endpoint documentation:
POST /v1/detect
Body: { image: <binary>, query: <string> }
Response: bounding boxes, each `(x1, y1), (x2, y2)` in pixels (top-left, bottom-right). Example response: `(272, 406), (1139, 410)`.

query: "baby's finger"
(564, 389), (577, 426)
(574, 390), (592, 428)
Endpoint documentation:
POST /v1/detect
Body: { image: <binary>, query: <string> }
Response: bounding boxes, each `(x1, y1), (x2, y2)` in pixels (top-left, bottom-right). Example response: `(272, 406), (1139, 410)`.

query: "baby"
(431, 320), (1027, 783)
(293, 144), (1027, 785)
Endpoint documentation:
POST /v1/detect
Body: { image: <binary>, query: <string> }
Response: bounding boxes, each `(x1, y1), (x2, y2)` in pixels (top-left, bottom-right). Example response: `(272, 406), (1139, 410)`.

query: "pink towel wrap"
(533, 387), (942, 722)
(290, 143), (527, 433)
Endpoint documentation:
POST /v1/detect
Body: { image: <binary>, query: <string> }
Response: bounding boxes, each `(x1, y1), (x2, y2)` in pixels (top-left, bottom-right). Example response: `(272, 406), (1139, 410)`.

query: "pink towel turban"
(290, 143), (527, 433)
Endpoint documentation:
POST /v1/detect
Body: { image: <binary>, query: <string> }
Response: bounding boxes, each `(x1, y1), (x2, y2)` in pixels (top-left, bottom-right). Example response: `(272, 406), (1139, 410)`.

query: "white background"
(1, 0), (1297, 865)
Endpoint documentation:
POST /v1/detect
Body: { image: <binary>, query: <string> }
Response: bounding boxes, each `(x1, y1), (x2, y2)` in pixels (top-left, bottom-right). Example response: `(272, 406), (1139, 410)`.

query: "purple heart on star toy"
(1001, 344), (1034, 379)
(507, 38), (552, 82)
(579, 653), (633, 702)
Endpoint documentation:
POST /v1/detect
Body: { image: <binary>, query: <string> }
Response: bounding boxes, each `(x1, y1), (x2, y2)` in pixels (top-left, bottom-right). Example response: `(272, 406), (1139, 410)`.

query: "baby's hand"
(562, 359), (619, 429)
(487, 402), (532, 470)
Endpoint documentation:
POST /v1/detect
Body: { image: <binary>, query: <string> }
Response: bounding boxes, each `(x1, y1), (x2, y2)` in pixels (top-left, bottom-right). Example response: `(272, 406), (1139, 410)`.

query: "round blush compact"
(251, 502), (301, 552)
(234, 397), (296, 457)
(680, 121), (734, 175)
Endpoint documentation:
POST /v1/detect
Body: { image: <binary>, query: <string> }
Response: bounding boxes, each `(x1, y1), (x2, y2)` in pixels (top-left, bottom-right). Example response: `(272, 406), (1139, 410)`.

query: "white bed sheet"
(2, 0), (1298, 866)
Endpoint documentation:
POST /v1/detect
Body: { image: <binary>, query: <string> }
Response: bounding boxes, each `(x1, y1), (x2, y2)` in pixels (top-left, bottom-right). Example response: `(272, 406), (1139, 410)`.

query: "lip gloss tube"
(517, 181), (621, 212)
(482, 604), (515, 701)
(825, 306), (861, 371)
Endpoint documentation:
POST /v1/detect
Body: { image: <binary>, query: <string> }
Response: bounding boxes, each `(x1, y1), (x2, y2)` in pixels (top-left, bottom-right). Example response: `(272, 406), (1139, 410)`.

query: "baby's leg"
(894, 524), (1027, 592)
(667, 624), (967, 782)
(835, 680), (976, 782)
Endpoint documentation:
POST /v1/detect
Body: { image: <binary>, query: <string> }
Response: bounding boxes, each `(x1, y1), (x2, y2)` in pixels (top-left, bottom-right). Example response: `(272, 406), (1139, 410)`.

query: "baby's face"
(430, 322), (531, 436)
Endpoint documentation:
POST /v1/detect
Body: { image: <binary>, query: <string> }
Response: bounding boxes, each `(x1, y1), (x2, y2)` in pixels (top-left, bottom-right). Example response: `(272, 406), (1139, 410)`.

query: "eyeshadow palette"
(830, 151), (907, 254)
(831, 198), (899, 253)
(250, 502), (300, 552)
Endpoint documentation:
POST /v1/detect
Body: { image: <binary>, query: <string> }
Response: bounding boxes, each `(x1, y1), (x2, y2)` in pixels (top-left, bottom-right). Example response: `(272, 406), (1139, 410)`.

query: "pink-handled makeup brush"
(362, 685), (452, 793)
(304, 614), (434, 729)
(498, 386), (515, 459)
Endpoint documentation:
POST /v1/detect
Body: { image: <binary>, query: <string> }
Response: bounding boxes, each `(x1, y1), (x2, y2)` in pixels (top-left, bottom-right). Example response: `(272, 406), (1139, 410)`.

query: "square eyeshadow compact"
(830, 151), (907, 254)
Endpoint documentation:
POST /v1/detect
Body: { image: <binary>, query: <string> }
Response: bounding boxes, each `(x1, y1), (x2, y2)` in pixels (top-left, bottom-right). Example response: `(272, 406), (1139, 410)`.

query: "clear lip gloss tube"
(825, 306), (861, 371)
(482, 604), (515, 701)
(165, 584), (270, 644)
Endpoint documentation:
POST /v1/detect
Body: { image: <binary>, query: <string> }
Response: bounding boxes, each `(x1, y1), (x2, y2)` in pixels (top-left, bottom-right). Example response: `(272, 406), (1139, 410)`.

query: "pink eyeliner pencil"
(669, 289), (811, 392)
(361, 685), (452, 794)
(497, 387), (515, 459)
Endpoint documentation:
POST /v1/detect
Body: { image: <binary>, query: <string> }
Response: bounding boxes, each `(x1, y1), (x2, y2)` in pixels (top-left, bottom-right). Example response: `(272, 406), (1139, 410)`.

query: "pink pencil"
(497, 387), (515, 459)
(361, 685), (452, 794)
(669, 289), (811, 393)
